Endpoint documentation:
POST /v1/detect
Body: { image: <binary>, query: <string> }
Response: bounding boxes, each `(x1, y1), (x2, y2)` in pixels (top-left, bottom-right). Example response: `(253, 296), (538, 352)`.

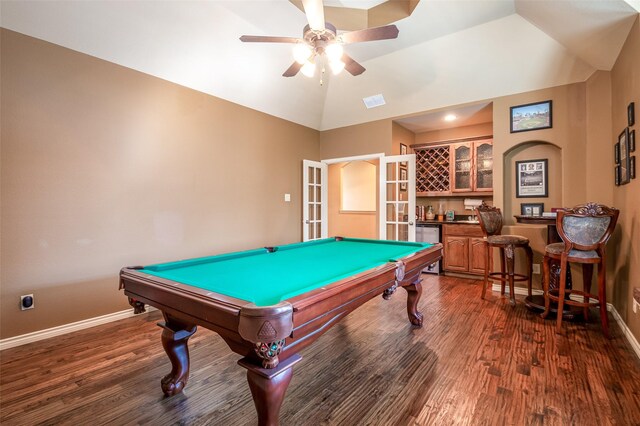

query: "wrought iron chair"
(476, 202), (533, 306)
(541, 203), (619, 337)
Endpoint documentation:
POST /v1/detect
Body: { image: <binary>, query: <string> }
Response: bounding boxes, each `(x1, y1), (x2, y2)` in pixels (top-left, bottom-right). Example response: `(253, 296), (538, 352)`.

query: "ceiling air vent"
(363, 94), (386, 109)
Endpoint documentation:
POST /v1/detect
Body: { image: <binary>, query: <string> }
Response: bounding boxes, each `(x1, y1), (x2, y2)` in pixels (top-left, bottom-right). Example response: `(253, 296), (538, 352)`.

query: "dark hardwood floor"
(2, 275), (640, 425)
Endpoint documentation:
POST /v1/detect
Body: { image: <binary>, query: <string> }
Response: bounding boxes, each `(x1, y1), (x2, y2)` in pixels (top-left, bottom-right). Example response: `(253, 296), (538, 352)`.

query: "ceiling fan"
(239, 0), (399, 78)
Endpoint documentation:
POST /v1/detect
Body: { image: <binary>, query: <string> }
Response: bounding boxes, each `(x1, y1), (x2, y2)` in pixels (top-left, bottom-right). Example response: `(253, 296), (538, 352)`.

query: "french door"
(379, 155), (416, 242)
(302, 160), (328, 241)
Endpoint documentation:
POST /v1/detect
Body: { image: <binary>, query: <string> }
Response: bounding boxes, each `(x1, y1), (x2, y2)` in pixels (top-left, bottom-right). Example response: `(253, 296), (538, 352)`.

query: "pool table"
(120, 237), (442, 426)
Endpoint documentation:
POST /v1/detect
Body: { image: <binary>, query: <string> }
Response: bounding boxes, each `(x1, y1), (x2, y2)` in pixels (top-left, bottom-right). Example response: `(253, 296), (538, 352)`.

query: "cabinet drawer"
(443, 224), (483, 238)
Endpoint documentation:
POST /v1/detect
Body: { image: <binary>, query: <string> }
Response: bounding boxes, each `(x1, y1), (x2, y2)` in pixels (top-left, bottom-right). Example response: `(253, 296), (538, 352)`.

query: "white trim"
(0, 306), (155, 351)
(321, 152), (385, 164)
(490, 284), (640, 359)
(607, 303), (640, 360)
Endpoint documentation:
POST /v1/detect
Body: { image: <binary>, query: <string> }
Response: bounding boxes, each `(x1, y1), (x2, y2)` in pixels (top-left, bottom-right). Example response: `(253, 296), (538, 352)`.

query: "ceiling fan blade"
(239, 35), (300, 43)
(283, 62), (303, 77)
(340, 25), (399, 44)
(341, 53), (365, 76)
(302, 0), (325, 32)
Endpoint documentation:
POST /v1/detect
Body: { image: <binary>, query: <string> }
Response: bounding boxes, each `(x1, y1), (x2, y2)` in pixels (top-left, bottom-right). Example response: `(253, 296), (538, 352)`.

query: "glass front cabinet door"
(474, 140), (493, 192)
(451, 143), (472, 192)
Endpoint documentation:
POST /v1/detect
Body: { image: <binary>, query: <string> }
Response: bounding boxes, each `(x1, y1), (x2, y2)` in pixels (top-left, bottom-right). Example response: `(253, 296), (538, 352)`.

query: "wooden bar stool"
(476, 202), (533, 306)
(541, 203), (619, 337)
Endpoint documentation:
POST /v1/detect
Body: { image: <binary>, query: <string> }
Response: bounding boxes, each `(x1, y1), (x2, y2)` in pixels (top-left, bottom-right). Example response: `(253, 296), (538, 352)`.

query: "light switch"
(284, 193), (291, 202)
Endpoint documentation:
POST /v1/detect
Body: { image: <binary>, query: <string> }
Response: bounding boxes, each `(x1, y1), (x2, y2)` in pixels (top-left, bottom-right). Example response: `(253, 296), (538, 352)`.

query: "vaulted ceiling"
(1, 0), (638, 131)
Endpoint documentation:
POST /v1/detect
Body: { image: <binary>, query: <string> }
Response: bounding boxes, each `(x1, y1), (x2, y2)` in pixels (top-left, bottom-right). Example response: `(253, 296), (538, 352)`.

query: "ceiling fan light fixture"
(301, 60), (316, 77)
(293, 43), (313, 64)
(329, 59), (345, 75)
(325, 43), (343, 62)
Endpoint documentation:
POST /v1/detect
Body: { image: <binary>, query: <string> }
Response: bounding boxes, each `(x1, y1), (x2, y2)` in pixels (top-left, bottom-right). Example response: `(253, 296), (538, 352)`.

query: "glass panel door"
(452, 143), (472, 192)
(302, 160), (327, 241)
(474, 140), (493, 191)
(379, 154), (416, 241)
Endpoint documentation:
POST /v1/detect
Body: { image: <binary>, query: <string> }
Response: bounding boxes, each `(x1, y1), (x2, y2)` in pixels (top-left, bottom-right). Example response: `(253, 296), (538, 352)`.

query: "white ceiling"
(1, 0), (638, 131)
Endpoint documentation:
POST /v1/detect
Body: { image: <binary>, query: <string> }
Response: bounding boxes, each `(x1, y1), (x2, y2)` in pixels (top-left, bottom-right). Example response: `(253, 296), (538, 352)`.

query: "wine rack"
(415, 145), (450, 194)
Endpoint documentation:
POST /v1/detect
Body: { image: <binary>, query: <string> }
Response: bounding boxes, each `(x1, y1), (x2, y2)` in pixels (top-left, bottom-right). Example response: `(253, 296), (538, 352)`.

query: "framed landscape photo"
(619, 128), (630, 185)
(521, 203), (544, 216)
(510, 100), (552, 133)
(515, 159), (548, 198)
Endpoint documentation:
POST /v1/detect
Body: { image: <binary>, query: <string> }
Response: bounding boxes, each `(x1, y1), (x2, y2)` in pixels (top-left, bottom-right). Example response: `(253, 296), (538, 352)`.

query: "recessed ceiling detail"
(289, 0), (420, 31)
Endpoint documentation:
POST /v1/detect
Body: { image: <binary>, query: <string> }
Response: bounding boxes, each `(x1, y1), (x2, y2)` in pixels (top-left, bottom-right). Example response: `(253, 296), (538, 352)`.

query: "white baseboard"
(490, 284), (640, 360)
(0, 306), (155, 351)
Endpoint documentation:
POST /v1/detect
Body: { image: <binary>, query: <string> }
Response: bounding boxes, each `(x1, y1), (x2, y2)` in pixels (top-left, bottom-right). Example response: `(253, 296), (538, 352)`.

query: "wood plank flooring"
(2, 275), (640, 425)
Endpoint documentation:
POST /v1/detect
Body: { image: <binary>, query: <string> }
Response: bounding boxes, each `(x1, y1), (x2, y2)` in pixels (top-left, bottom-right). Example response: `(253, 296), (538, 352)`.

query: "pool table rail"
(119, 240), (443, 426)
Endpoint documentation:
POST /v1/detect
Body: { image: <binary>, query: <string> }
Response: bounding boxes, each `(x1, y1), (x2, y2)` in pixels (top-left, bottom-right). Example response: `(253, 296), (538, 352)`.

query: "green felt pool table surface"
(140, 237), (434, 306)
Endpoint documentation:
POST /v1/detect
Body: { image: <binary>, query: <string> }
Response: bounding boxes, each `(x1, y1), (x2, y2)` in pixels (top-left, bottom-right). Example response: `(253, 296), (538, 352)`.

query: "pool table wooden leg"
(158, 313), (197, 397)
(239, 354), (302, 426)
(403, 280), (423, 327)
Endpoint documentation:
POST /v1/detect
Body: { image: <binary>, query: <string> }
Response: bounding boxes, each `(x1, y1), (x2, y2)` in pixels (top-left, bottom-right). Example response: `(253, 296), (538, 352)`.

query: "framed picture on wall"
(629, 102), (635, 127)
(615, 142), (620, 164)
(521, 203), (544, 216)
(510, 100), (552, 133)
(400, 168), (407, 191)
(515, 159), (548, 198)
(400, 143), (408, 168)
(630, 129), (636, 153)
(619, 128), (630, 185)
(615, 165), (621, 186)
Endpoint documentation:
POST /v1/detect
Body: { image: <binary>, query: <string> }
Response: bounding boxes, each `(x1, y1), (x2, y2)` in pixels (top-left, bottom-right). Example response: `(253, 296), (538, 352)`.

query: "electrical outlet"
(20, 294), (35, 311)
(532, 264), (541, 274)
(284, 193), (291, 202)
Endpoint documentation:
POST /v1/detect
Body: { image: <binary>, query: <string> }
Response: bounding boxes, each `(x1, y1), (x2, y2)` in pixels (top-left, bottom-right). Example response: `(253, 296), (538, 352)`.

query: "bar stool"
(476, 202), (533, 306)
(541, 203), (619, 337)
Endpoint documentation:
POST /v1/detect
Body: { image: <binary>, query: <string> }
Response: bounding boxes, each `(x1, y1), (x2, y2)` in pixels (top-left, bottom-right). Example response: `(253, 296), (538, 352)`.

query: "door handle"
(305, 220), (310, 224)
(408, 221), (414, 226)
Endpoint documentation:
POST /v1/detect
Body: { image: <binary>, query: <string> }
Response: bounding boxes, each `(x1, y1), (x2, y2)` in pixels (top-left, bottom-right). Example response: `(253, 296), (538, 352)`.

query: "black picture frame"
(515, 159), (548, 198)
(631, 156), (636, 180)
(521, 203), (544, 216)
(615, 142), (620, 164)
(629, 102), (635, 127)
(620, 128), (630, 185)
(510, 100), (552, 133)
(630, 129), (636, 153)
(400, 143), (408, 168)
(615, 165), (621, 186)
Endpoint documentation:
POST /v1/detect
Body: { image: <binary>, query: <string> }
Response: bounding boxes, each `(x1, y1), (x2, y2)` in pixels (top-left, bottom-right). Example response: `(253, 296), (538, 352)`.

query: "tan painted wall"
(414, 122), (493, 145)
(392, 122), (415, 155)
(327, 161), (379, 239)
(319, 119), (392, 159)
(610, 17), (640, 341)
(0, 30), (319, 338)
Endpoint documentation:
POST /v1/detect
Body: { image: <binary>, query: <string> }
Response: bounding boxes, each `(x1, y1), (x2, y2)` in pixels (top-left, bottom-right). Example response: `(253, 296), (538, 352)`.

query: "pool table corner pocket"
(239, 302), (294, 369)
